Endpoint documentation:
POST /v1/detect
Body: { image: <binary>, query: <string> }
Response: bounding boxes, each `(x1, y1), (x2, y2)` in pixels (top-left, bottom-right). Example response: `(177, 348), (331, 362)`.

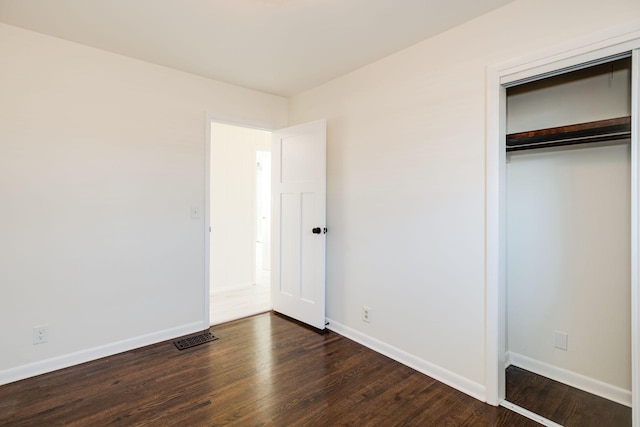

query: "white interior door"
(271, 119), (326, 330)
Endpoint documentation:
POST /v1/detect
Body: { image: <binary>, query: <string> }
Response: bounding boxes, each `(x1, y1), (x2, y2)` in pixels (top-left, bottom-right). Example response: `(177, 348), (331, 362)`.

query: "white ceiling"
(0, 0), (515, 96)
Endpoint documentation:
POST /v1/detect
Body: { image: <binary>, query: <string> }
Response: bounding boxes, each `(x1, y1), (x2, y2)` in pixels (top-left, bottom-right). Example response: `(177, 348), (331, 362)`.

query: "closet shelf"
(506, 116), (631, 152)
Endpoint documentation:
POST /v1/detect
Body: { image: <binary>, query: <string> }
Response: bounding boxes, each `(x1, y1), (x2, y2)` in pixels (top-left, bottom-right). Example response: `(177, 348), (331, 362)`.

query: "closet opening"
(503, 57), (632, 426)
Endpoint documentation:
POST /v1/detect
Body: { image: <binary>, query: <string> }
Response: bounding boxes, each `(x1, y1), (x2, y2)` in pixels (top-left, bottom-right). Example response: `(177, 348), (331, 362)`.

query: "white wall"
(506, 61), (631, 396)
(507, 60), (631, 133)
(507, 144), (631, 390)
(288, 0), (640, 399)
(210, 123), (271, 293)
(0, 23), (287, 383)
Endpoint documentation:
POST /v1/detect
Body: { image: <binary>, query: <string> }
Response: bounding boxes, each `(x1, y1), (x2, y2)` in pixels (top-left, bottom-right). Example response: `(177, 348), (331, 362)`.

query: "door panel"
(272, 119), (326, 330)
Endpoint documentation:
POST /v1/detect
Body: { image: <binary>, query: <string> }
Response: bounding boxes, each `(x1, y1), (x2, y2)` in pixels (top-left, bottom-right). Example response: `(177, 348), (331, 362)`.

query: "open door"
(271, 119), (327, 330)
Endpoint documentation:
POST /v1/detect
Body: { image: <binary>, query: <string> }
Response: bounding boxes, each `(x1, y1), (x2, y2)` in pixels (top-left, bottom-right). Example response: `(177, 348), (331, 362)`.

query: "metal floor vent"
(173, 331), (218, 350)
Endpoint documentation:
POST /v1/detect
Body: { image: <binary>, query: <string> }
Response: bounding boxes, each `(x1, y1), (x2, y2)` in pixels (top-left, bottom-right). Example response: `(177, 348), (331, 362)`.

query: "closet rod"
(506, 116), (631, 152)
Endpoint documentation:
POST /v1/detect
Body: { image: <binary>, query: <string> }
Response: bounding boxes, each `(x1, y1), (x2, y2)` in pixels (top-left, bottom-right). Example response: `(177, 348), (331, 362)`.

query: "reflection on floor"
(0, 313), (540, 426)
(505, 365), (631, 427)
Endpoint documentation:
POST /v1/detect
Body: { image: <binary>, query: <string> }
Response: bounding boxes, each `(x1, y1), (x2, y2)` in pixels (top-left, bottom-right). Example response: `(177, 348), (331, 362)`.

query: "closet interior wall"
(505, 59), (632, 401)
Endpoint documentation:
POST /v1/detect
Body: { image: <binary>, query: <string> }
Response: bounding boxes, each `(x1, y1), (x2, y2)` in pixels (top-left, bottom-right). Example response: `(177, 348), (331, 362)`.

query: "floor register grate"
(173, 331), (218, 350)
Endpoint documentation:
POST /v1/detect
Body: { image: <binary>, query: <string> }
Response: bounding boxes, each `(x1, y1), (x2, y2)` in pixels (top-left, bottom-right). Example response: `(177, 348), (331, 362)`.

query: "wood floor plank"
(1, 313), (537, 426)
(506, 365), (631, 427)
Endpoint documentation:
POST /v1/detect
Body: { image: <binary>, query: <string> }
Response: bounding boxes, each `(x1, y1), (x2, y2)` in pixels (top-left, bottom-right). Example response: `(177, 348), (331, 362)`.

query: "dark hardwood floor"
(0, 312), (537, 426)
(506, 365), (631, 426)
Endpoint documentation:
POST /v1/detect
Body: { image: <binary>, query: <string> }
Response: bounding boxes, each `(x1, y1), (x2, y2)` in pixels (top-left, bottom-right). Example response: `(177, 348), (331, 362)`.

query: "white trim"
(500, 400), (564, 427)
(632, 48), (640, 426)
(485, 64), (507, 406)
(204, 114), (212, 329)
(251, 149), (258, 291)
(326, 318), (485, 401)
(507, 352), (631, 407)
(502, 52), (631, 88)
(0, 321), (203, 386)
(499, 26), (640, 86)
(485, 25), (640, 424)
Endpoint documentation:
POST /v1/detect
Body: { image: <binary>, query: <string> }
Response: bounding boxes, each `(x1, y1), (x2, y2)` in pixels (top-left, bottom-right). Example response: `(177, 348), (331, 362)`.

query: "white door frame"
(203, 114), (275, 329)
(485, 26), (640, 424)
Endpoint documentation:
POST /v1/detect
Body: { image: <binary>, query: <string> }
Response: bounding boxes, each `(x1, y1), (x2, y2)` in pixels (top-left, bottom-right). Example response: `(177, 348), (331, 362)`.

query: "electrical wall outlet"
(554, 331), (568, 351)
(362, 306), (372, 323)
(33, 325), (49, 345)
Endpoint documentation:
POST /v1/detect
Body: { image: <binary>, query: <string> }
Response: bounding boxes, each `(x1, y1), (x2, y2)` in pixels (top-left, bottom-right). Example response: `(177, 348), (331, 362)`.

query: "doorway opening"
(209, 121), (273, 326)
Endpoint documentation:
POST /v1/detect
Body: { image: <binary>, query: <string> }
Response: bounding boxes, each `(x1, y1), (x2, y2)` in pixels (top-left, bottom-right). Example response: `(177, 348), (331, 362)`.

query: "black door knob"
(312, 227), (322, 234)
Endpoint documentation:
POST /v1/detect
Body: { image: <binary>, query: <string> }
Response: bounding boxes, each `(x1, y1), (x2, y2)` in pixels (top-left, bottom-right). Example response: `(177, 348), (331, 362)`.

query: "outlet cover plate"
(362, 306), (372, 323)
(554, 331), (568, 351)
(33, 325), (49, 345)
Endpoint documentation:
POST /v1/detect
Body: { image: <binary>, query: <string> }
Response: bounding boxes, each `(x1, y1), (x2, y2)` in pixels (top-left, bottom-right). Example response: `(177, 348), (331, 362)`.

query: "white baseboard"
(507, 351), (631, 407)
(326, 318), (485, 401)
(0, 321), (203, 386)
